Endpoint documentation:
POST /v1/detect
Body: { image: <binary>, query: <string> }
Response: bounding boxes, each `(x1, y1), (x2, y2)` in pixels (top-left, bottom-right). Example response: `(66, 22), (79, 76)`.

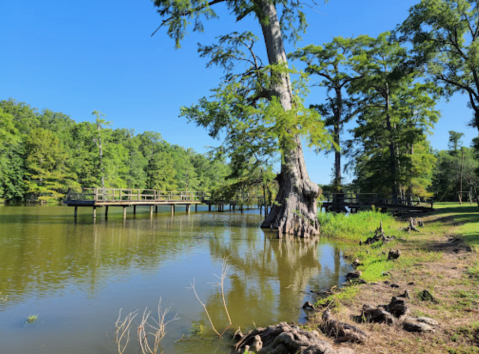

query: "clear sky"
(1, 0), (476, 185)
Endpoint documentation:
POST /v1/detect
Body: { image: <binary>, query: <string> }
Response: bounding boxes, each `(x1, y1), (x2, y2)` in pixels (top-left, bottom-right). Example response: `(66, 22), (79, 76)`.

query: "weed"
(26, 314), (38, 324)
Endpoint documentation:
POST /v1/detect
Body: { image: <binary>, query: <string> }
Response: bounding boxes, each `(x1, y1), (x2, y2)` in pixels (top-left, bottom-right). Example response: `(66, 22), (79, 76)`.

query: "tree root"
(233, 322), (355, 354)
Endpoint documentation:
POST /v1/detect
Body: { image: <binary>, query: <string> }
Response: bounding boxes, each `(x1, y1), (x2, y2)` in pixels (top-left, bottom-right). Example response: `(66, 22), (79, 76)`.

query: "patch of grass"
(467, 261), (479, 279)
(318, 210), (403, 242)
(315, 285), (360, 309)
(26, 314), (38, 324)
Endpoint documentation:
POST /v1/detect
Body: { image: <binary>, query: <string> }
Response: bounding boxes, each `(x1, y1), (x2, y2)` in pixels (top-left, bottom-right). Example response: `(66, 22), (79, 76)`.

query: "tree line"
(288, 0), (479, 203)
(0, 99), (230, 203)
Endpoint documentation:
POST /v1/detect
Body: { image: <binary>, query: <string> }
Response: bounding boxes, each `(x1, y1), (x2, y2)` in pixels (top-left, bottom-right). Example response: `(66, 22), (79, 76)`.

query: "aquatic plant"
(189, 257), (232, 338)
(138, 299), (178, 354)
(0, 292), (7, 301)
(26, 314), (38, 324)
(115, 299), (178, 354)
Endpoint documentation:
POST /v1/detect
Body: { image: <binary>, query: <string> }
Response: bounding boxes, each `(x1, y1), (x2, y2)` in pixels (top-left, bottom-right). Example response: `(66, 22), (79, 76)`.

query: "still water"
(0, 205), (351, 354)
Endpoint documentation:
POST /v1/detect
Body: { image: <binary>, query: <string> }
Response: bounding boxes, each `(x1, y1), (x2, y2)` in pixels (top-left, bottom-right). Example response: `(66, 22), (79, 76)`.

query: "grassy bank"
(312, 204), (479, 353)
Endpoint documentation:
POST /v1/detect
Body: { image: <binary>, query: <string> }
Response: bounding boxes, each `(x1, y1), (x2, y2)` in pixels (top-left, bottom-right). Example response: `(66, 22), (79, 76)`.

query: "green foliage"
(0, 99), (230, 203)
(289, 37), (362, 188)
(397, 0), (479, 129)
(345, 32), (439, 197)
(430, 133), (479, 201)
(153, 0), (309, 48)
(181, 32), (331, 183)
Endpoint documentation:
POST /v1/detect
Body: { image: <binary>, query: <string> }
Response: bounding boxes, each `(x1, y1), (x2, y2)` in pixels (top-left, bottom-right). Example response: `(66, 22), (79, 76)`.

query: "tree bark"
(385, 87), (398, 204)
(256, 0), (320, 237)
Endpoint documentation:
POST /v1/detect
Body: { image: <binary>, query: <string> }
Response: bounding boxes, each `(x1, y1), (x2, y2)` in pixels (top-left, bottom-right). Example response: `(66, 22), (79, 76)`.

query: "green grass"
(318, 210), (404, 242)
(431, 203), (479, 249)
(467, 261), (479, 279)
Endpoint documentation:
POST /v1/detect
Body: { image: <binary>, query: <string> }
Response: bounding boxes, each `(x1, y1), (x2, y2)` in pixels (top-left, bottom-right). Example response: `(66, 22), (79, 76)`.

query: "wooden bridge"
(321, 193), (434, 213)
(64, 188), (265, 218)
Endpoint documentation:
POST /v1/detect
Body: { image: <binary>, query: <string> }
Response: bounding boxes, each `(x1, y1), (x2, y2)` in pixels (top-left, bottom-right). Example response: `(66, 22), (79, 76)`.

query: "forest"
(0, 96), (477, 205)
(0, 99), (229, 203)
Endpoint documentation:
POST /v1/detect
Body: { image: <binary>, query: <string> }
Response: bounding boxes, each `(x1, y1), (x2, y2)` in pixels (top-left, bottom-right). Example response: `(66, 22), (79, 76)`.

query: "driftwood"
(345, 270), (362, 281)
(387, 249), (401, 260)
(386, 297), (409, 318)
(352, 258), (362, 268)
(402, 317), (436, 333)
(353, 297), (409, 325)
(353, 304), (395, 325)
(319, 310), (369, 344)
(360, 222), (396, 246)
(418, 290), (438, 303)
(233, 322), (355, 354)
(303, 301), (317, 311)
(404, 217), (419, 232)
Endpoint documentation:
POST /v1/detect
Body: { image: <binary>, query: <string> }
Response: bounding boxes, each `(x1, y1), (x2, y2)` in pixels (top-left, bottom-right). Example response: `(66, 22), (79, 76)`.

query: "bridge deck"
(63, 188), (262, 218)
(321, 193), (434, 212)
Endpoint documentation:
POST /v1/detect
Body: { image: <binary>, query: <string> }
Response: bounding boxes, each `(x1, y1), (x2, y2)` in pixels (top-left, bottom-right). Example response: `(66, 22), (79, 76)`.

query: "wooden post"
(150, 205), (153, 217)
(186, 204), (190, 214)
(93, 206), (97, 219)
(260, 205), (262, 215)
(155, 205), (158, 213)
(105, 206), (109, 218)
(123, 206), (127, 218)
(195, 204), (198, 212)
(74, 206), (78, 218)
(133, 205), (136, 215)
(430, 199), (434, 209)
(171, 204), (175, 215)
(240, 205), (243, 213)
(208, 204), (211, 212)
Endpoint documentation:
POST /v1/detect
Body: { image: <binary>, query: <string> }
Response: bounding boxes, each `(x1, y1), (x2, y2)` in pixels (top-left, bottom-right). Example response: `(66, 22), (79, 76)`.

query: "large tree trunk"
(256, 0), (320, 237)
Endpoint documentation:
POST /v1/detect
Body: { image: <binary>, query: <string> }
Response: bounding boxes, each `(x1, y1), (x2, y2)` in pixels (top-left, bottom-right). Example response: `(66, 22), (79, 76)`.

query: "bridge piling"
(74, 206), (78, 218)
(123, 206), (127, 219)
(93, 206), (97, 219)
(105, 206), (109, 218)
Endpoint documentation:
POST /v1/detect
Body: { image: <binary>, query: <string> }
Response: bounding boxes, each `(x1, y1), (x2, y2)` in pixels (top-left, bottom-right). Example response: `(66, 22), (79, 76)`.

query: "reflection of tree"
(0, 212), (209, 306)
(203, 229), (346, 329)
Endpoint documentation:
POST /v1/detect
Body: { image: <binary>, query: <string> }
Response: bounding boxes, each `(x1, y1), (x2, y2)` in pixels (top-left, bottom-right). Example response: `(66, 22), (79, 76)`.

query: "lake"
(0, 205), (351, 354)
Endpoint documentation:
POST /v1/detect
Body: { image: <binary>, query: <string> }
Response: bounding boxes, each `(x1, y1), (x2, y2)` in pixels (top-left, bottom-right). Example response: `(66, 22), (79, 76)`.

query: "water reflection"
(0, 206), (350, 354)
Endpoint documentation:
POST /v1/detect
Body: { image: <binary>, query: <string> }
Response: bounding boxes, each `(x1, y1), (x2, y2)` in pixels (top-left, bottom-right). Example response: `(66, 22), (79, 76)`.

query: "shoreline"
(235, 203), (479, 354)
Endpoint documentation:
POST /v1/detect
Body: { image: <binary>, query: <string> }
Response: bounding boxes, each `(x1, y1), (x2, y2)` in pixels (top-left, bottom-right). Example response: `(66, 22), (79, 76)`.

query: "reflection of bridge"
(321, 193), (434, 213)
(63, 188), (262, 218)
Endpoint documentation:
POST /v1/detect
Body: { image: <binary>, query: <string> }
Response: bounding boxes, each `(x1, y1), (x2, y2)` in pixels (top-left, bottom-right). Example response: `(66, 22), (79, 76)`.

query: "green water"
(0, 205), (351, 354)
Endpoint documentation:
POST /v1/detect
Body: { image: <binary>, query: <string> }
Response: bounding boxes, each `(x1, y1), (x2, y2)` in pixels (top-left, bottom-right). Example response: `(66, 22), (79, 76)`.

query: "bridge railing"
(65, 188), (209, 202)
(321, 193), (432, 207)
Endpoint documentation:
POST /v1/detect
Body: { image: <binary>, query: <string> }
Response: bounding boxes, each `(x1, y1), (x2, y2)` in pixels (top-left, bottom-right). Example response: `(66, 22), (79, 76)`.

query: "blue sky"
(1, 0), (476, 185)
